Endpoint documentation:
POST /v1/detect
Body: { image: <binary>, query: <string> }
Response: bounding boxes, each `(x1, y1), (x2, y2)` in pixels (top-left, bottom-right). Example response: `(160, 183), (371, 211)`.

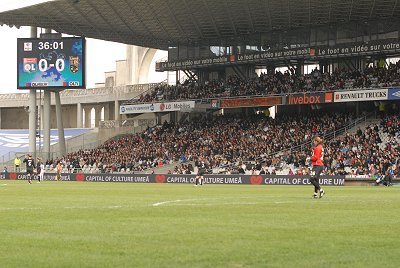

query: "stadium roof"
(0, 0), (400, 50)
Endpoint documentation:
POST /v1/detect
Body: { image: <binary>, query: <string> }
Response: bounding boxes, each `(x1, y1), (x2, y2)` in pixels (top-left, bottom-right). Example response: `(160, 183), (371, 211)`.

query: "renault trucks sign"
(334, 89), (387, 102)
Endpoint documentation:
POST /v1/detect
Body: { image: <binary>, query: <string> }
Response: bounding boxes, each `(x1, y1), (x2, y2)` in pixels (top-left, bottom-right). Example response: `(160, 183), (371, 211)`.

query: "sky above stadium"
(0, 0), (167, 94)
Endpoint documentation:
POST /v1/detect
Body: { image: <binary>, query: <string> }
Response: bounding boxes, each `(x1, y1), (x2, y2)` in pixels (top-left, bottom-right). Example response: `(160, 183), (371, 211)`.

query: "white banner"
(334, 89), (388, 103)
(120, 101), (195, 114)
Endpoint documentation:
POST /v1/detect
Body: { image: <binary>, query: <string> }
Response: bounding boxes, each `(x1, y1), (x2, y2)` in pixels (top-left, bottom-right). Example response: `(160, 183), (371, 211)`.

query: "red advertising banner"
(325, 92), (333, 103)
(285, 92), (334, 105)
(287, 93), (322, 105)
(220, 97), (282, 108)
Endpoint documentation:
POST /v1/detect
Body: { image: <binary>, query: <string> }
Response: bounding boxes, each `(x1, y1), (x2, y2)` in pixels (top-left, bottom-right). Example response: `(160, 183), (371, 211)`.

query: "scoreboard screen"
(17, 37), (86, 89)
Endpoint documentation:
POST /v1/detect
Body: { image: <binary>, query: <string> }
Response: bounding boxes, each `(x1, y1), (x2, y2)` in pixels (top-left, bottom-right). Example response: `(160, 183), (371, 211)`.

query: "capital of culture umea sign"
(1, 173), (345, 186)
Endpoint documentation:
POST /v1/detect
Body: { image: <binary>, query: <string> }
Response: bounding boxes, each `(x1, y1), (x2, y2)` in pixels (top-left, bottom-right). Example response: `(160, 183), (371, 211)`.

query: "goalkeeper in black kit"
(194, 159), (207, 186)
(23, 154), (36, 184)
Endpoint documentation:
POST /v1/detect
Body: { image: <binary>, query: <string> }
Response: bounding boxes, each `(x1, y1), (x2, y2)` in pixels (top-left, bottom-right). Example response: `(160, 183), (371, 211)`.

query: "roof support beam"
(67, 0), (108, 40)
(201, 0), (221, 38)
(369, 0), (376, 18)
(182, 0), (204, 39)
(85, 0), (124, 40)
(165, 0), (189, 41)
(104, 0), (154, 41)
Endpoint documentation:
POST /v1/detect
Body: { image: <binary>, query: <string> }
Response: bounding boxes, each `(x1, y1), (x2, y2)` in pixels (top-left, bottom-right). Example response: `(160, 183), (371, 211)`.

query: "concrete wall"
(49, 105), (77, 129)
(1, 108), (29, 129)
(0, 103), (108, 129)
(116, 60), (128, 86)
(126, 45), (158, 84)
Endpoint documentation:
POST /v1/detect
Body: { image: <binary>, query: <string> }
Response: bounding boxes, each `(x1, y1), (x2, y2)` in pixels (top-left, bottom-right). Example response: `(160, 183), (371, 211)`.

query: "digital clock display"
(17, 37), (86, 89)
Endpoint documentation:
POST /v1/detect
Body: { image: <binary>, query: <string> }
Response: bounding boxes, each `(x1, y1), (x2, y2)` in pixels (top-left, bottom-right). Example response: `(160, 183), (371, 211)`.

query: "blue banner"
(388, 88), (400, 100)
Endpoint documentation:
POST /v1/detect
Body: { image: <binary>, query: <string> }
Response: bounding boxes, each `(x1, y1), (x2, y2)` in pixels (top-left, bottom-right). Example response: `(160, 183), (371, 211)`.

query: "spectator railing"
(0, 151), (60, 172)
(0, 83), (166, 101)
(99, 118), (156, 129)
(121, 87), (384, 106)
(279, 115), (368, 154)
(123, 79), (168, 104)
(263, 113), (373, 163)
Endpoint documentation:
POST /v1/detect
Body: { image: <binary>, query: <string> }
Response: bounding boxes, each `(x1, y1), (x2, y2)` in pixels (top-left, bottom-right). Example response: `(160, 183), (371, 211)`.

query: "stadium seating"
(246, 115), (400, 177)
(55, 112), (351, 174)
(44, 61), (400, 177)
(46, 111), (400, 178)
(133, 62), (400, 103)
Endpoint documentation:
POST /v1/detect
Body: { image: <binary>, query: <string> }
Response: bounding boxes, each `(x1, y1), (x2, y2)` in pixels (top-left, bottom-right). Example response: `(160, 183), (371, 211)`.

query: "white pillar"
(39, 104), (44, 130)
(55, 91), (66, 156)
(84, 107), (91, 128)
(29, 26), (37, 159)
(29, 91), (36, 157)
(104, 103), (110, 121)
(0, 108), (2, 129)
(114, 100), (119, 121)
(95, 107), (101, 127)
(42, 28), (53, 160)
(126, 45), (157, 84)
(43, 91), (51, 160)
(77, 103), (83, 128)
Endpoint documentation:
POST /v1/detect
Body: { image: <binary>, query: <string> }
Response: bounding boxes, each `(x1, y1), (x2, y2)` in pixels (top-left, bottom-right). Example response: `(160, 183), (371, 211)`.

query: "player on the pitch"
(306, 136), (325, 199)
(23, 154), (35, 184)
(194, 160), (206, 187)
(36, 157), (45, 183)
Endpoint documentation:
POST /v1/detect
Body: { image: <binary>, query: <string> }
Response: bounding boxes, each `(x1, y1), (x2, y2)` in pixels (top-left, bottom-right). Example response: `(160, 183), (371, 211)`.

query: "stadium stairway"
(343, 118), (381, 135)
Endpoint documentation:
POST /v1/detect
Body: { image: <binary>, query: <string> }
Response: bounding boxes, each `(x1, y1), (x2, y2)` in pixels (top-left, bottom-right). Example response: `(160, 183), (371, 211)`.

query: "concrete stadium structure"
(0, 44), (162, 130)
(1, 0), (400, 160)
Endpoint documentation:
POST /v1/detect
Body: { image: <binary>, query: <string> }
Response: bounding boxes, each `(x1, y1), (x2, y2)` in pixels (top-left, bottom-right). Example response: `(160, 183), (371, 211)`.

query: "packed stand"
(44, 113), (400, 178)
(135, 61), (400, 103)
(49, 112), (350, 174)
(234, 114), (400, 178)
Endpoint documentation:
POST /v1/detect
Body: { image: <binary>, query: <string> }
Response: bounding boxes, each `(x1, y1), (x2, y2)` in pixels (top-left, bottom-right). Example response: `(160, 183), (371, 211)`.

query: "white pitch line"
(152, 199), (183, 207)
(152, 198), (214, 207)
(0, 206), (128, 211)
(108, 205), (123, 209)
(274, 201), (296, 204)
(150, 198), (356, 207)
(152, 198), (301, 207)
(0, 207), (42, 211)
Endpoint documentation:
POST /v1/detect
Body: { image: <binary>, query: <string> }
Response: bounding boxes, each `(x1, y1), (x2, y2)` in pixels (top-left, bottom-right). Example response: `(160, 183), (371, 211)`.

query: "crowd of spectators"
(135, 61), (400, 103)
(232, 114), (400, 177)
(51, 112), (350, 174)
(42, 110), (400, 178)
(323, 115), (400, 177)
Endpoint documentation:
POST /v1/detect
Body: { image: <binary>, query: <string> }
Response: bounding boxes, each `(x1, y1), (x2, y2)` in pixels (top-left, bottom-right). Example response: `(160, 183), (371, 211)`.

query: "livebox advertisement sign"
(286, 92), (334, 105)
(2, 173), (345, 186)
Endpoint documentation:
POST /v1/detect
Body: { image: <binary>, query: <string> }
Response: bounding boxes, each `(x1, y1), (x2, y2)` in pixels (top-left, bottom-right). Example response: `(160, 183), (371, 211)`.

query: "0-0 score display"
(17, 37), (86, 89)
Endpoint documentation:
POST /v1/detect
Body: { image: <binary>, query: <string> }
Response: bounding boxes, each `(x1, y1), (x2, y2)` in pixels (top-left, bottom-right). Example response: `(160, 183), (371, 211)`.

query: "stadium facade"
(1, 0), (400, 171)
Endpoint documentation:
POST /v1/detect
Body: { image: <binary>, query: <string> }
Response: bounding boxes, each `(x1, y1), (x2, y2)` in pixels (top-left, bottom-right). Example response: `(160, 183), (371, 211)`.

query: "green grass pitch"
(0, 181), (399, 267)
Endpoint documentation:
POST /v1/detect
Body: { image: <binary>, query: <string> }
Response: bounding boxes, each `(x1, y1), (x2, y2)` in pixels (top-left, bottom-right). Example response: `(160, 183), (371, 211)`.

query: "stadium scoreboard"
(17, 37), (86, 89)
